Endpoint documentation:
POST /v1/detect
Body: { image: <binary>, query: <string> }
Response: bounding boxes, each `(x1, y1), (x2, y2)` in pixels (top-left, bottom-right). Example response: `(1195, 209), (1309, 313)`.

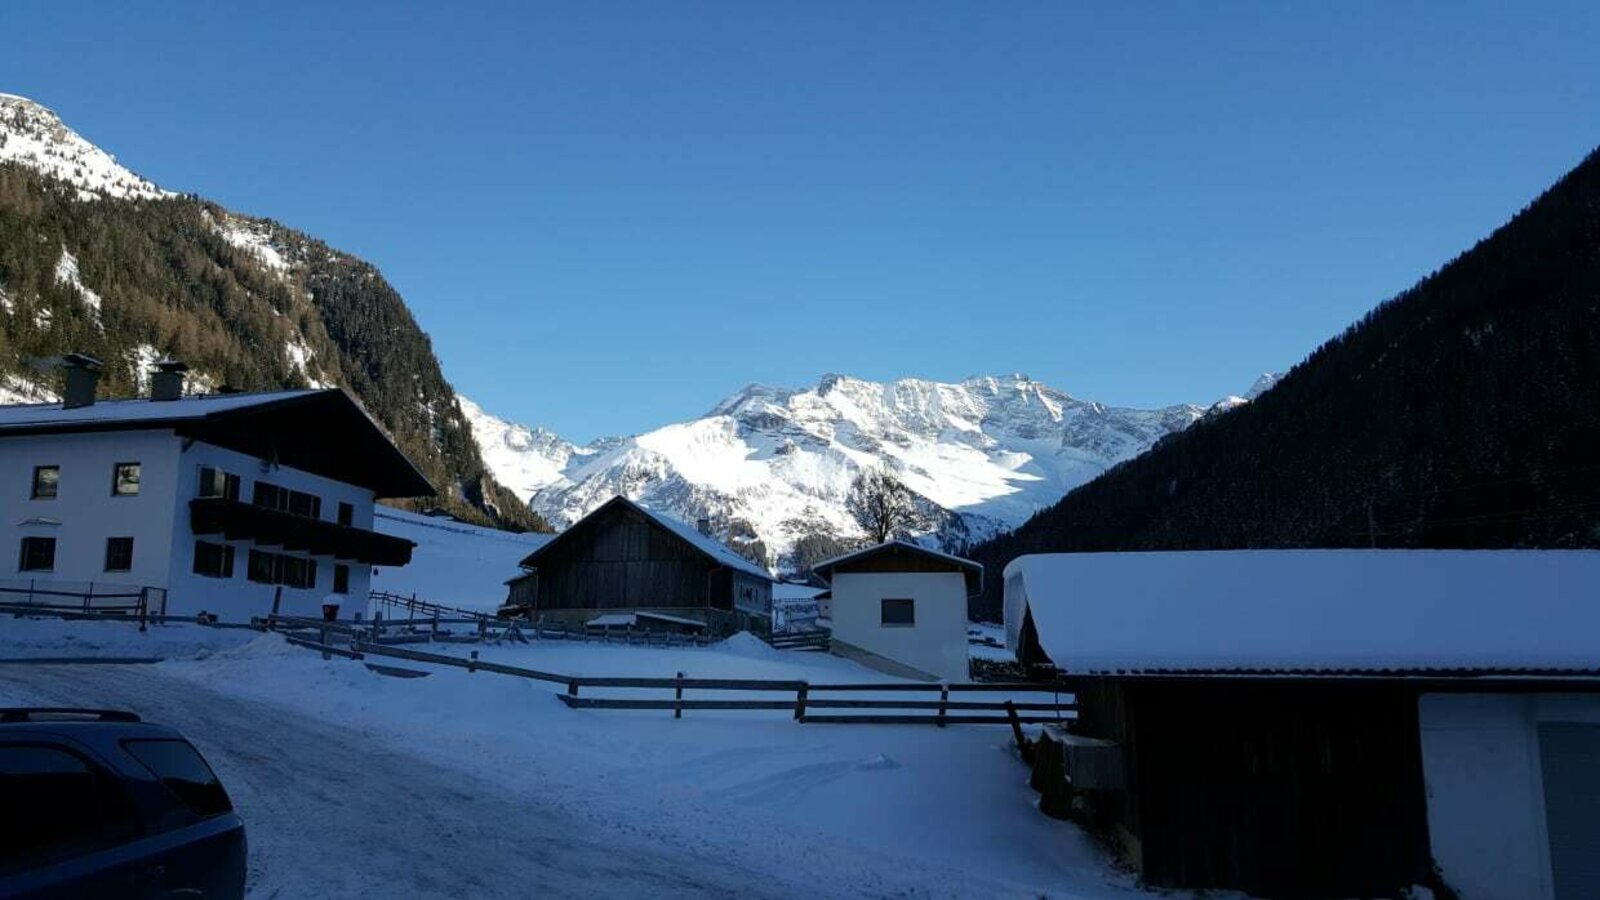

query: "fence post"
(674, 671), (685, 720)
(319, 625), (330, 661)
(1006, 700), (1029, 762)
(84, 582), (93, 613)
(937, 684), (950, 728)
(271, 586), (284, 618)
(372, 611), (382, 644)
(568, 678), (580, 697)
(431, 614), (439, 641)
(138, 587), (148, 633)
(468, 650), (479, 674)
(793, 684), (809, 722)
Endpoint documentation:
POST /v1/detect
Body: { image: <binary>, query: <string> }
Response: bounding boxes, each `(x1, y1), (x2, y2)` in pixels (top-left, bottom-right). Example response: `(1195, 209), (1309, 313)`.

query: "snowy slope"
(0, 94), (172, 200)
(464, 373), (1279, 569)
(372, 507), (553, 611)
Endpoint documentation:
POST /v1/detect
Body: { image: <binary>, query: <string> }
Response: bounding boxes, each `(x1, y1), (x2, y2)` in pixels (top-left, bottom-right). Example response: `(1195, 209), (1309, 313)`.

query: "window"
(332, 564), (350, 594)
(197, 466), (240, 501)
(30, 466), (59, 500)
(192, 541), (235, 579)
(104, 537), (133, 572)
(18, 537), (55, 572)
(247, 549), (317, 589)
(121, 739), (232, 820)
(111, 462), (140, 497)
(252, 481), (321, 519)
(337, 502), (354, 527)
(0, 744), (138, 875)
(881, 597), (915, 627)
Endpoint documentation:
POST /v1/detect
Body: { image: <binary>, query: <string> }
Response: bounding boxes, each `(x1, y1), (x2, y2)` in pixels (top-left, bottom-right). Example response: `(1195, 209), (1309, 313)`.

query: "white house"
(1004, 550), (1600, 899)
(813, 541), (982, 682)
(0, 355), (432, 621)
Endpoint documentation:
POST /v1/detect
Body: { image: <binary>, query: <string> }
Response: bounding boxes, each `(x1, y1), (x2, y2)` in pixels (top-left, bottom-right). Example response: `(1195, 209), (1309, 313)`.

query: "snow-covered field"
(0, 617), (1149, 899)
(371, 507), (553, 612)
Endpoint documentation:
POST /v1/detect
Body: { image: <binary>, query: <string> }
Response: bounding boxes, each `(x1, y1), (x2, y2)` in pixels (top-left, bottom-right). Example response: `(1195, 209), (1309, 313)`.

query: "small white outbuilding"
(813, 541), (982, 682)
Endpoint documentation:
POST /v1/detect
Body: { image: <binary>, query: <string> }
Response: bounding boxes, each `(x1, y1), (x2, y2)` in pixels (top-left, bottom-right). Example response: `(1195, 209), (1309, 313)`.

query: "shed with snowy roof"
(505, 496), (774, 636)
(812, 541), (982, 682)
(1003, 550), (1600, 900)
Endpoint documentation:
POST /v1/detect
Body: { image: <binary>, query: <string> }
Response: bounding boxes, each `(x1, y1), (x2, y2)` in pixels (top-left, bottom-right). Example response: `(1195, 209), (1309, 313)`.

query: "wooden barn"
(1004, 550), (1600, 900)
(503, 496), (774, 636)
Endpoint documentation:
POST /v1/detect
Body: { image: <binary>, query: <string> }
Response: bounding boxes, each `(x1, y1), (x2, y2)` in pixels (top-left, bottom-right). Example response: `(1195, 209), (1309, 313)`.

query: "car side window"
(0, 743), (139, 875)
(122, 739), (233, 819)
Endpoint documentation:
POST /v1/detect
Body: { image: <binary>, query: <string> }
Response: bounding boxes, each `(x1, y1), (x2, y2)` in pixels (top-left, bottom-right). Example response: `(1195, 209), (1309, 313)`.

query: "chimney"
(696, 517), (713, 536)
(60, 353), (103, 409)
(150, 359), (188, 401)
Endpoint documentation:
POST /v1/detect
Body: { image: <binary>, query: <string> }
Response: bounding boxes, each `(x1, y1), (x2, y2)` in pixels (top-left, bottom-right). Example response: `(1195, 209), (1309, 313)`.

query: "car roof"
(0, 714), (185, 749)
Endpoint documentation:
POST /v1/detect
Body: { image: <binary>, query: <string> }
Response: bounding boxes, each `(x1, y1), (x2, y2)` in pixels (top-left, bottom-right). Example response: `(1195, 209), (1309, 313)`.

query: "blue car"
(0, 708), (246, 900)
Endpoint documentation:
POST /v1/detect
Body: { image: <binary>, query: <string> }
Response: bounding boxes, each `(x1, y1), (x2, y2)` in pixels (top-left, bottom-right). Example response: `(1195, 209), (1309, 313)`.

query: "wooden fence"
(768, 630), (830, 652)
(0, 581), (167, 631)
(272, 626), (1073, 727)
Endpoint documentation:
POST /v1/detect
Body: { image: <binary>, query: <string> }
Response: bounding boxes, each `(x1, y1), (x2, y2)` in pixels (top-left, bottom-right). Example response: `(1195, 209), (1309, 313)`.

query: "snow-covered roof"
(637, 611), (708, 629)
(586, 614), (637, 628)
(813, 540), (983, 595)
(638, 502), (774, 581)
(0, 389), (321, 430)
(1004, 550), (1600, 673)
(773, 582), (826, 601)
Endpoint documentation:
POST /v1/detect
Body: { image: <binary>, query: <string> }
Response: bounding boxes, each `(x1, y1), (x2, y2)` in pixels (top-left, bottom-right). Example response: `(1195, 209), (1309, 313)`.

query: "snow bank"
(1005, 550), (1600, 671)
(0, 617), (255, 660)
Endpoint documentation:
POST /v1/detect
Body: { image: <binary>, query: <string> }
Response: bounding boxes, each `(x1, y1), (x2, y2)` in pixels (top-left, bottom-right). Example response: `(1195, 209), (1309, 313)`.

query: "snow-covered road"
(2, 664), (785, 899)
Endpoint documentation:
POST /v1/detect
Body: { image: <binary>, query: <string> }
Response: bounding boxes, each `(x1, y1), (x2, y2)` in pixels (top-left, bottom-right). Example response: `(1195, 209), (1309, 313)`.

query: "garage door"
(1539, 723), (1600, 900)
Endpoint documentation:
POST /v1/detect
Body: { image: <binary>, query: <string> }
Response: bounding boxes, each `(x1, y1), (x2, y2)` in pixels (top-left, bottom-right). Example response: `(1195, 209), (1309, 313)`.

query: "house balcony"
(188, 498), (415, 566)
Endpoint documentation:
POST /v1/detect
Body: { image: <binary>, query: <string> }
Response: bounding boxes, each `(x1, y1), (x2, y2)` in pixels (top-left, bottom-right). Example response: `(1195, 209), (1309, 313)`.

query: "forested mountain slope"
(968, 147), (1600, 618)
(0, 95), (543, 530)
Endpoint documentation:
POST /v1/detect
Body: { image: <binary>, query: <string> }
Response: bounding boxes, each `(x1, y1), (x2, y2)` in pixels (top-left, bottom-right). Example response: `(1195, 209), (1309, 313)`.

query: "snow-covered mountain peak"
(462, 372), (1268, 571)
(1244, 372), (1283, 400)
(0, 94), (172, 201)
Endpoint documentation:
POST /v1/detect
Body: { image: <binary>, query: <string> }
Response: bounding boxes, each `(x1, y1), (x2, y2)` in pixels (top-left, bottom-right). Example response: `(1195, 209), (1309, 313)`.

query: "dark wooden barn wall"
(533, 505), (721, 611)
(1076, 679), (1432, 899)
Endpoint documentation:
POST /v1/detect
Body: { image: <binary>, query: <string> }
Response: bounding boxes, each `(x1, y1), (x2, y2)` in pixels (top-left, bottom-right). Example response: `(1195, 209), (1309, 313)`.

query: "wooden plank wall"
(533, 505), (719, 611)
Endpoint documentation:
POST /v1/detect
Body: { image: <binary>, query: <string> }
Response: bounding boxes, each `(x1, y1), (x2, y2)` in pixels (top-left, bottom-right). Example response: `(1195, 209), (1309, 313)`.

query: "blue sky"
(4, 2), (1598, 441)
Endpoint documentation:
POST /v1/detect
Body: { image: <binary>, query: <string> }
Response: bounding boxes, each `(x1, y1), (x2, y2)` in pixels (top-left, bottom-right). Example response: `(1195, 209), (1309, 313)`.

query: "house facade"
(813, 541), (981, 683)
(1004, 550), (1600, 900)
(0, 357), (430, 621)
(505, 496), (774, 636)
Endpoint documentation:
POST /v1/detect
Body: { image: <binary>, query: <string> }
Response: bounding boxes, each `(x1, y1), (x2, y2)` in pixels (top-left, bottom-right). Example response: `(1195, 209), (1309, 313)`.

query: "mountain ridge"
(0, 92), (544, 530)
(463, 371), (1275, 570)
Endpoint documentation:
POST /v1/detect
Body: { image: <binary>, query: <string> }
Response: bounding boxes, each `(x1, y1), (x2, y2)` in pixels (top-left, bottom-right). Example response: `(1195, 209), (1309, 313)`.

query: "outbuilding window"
(30, 466), (59, 499)
(18, 537), (56, 572)
(104, 537), (134, 572)
(111, 462), (140, 497)
(333, 564), (350, 594)
(881, 597), (915, 627)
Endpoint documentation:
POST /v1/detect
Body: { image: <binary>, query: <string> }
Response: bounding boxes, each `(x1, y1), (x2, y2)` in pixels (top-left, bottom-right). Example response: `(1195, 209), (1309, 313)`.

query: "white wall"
(0, 430), (182, 597)
(1419, 692), (1600, 900)
(165, 440), (376, 620)
(829, 572), (968, 682)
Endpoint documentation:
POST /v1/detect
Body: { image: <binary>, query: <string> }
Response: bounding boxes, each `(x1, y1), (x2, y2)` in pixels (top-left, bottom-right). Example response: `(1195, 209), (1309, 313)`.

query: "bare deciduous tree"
(845, 469), (925, 544)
